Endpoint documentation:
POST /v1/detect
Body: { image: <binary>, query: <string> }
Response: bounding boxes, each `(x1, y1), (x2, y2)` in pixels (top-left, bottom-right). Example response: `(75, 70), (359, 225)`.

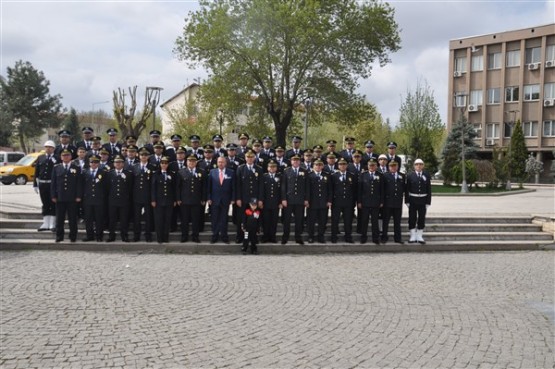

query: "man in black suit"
(357, 159), (384, 244)
(148, 143), (165, 170)
(207, 156), (236, 243)
(361, 140), (379, 167)
(259, 160), (281, 243)
(405, 158), (432, 244)
(165, 134), (182, 163)
(237, 133), (250, 157)
(301, 149), (314, 173)
(280, 155), (308, 244)
(225, 143), (244, 171)
(273, 146), (289, 173)
(339, 137), (356, 163)
(259, 136), (275, 163)
(285, 136), (304, 160)
(323, 153), (338, 175)
(54, 130), (77, 160)
(144, 130), (163, 155)
(330, 158), (357, 243)
(212, 135), (227, 158)
(81, 155), (108, 241)
(320, 140), (339, 162)
(151, 157), (176, 244)
(51, 149), (82, 242)
(306, 159), (332, 243)
(377, 154), (389, 174)
(187, 135), (204, 160)
(382, 160), (405, 244)
(234, 150), (264, 243)
(106, 155), (133, 242)
(198, 145), (217, 172)
(176, 155), (206, 243)
(386, 141), (403, 169)
(75, 126), (94, 151)
(131, 148), (155, 242)
(102, 128), (122, 159)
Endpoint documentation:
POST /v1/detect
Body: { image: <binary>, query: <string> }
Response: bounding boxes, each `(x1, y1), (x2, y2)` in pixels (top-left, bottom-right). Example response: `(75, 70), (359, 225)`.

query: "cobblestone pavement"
(1, 251), (553, 369)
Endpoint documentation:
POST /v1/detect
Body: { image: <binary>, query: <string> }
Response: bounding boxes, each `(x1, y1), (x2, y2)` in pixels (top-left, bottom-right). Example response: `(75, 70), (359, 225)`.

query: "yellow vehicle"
(0, 151), (44, 185)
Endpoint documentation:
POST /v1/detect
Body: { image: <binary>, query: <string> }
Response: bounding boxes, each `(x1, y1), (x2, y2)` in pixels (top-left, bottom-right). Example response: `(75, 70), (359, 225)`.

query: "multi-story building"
(448, 24), (555, 181)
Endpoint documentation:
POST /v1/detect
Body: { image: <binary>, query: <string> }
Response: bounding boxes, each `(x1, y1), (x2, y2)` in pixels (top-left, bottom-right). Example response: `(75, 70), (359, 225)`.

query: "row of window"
(455, 45), (555, 72)
(455, 83), (555, 106)
(473, 120), (555, 139)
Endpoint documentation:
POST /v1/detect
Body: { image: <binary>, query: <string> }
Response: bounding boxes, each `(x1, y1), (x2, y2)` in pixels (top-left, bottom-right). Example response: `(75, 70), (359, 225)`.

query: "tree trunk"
(19, 131), (27, 154)
(270, 107), (294, 148)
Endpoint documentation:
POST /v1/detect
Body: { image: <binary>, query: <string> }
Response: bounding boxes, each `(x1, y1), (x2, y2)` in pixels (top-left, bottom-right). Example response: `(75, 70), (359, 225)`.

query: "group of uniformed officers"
(33, 127), (432, 251)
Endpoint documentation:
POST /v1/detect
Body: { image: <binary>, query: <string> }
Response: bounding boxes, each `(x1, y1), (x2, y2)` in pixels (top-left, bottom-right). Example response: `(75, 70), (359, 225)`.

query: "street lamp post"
(146, 86), (163, 132)
(218, 109), (224, 136)
(303, 98), (310, 150)
(91, 100), (110, 133)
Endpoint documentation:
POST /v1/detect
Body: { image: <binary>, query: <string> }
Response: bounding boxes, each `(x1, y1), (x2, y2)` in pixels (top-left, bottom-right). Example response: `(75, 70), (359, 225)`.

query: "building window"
(525, 47), (541, 64)
(547, 45), (555, 62)
(470, 90), (483, 106)
(504, 122), (513, 138)
(454, 93), (467, 108)
(505, 86), (519, 102)
(544, 120), (555, 137)
(487, 88), (501, 104)
(544, 83), (555, 99)
(506, 50), (520, 67)
(486, 123), (500, 139)
(471, 55), (483, 71)
(455, 57), (467, 73)
(488, 52), (502, 70)
(473, 123), (482, 139)
(523, 121), (538, 137)
(524, 84), (540, 101)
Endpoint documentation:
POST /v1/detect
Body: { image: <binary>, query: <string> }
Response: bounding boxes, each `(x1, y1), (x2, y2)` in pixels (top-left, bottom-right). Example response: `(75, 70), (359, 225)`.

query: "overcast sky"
(2, 0), (554, 129)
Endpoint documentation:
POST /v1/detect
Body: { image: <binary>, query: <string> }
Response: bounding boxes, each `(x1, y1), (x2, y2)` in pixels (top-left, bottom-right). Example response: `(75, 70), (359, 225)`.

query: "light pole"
(146, 86), (163, 132)
(303, 98), (311, 150)
(458, 107), (469, 193)
(91, 100), (110, 133)
(217, 109), (224, 136)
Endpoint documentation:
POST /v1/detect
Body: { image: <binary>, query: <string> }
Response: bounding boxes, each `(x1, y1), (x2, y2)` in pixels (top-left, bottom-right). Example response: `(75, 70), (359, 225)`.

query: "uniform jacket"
(123, 157), (139, 171)
(106, 169), (133, 206)
(361, 152), (379, 167)
(405, 171), (432, 205)
(102, 142), (122, 159)
(281, 166), (309, 205)
(81, 168), (108, 206)
(176, 167), (206, 205)
(226, 156), (245, 171)
(259, 172), (281, 209)
(235, 164), (264, 202)
(330, 171), (357, 207)
(347, 162), (364, 176)
(285, 148), (304, 160)
(169, 160), (187, 175)
(151, 170), (176, 206)
(383, 171), (405, 208)
(54, 144), (77, 160)
(72, 158), (89, 171)
(51, 162), (82, 201)
(357, 171), (384, 208)
(131, 163), (155, 204)
(34, 153), (57, 187)
(198, 158), (217, 173)
(307, 171), (332, 209)
(187, 148), (204, 161)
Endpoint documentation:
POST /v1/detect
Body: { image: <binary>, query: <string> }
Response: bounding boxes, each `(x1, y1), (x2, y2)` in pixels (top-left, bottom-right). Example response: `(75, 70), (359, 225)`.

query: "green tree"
(175, 0), (401, 147)
(396, 79), (444, 174)
(0, 60), (63, 153)
(440, 114), (479, 184)
(62, 108), (81, 144)
(507, 120), (528, 187)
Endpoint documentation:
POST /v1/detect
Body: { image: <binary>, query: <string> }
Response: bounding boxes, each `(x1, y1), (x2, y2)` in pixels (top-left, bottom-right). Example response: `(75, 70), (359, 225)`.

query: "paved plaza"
(1, 250), (553, 368)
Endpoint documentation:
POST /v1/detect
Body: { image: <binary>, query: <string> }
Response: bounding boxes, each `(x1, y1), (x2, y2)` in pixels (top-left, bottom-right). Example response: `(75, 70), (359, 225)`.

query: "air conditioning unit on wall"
(545, 60), (555, 68)
(454, 71), (463, 77)
(528, 63), (540, 71)
(485, 139), (495, 146)
(468, 105), (479, 112)
(544, 99), (555, 107)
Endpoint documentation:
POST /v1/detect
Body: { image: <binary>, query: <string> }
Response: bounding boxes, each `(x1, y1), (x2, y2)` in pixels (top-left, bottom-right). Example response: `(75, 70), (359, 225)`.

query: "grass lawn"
(431, 184), (521, 194)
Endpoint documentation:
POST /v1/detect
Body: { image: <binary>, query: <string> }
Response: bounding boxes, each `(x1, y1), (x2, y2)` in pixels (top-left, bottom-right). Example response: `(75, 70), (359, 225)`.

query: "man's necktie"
(219, 170), (224, 185)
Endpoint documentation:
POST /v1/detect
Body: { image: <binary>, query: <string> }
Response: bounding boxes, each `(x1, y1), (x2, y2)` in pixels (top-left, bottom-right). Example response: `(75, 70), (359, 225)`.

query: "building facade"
(448, 24), (555, 181)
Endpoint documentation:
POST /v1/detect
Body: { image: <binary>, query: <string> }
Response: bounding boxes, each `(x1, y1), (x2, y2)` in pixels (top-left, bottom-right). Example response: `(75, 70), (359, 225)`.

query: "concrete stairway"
(1, 211), (553, 253)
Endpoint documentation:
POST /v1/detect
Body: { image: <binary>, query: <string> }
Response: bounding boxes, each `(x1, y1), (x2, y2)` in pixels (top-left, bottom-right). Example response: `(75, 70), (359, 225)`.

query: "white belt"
(38, 179), (52, 184)
(409, 193), (427, 197)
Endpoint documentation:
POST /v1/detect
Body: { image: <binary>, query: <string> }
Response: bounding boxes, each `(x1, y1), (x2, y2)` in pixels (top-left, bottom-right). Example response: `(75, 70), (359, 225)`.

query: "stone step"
(1, 228), (552, 242)
(0, 239), (552, 253)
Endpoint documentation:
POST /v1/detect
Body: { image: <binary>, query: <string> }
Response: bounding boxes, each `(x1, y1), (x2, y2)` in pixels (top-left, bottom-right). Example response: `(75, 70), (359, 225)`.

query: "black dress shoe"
(360, 238), (367, 244)
(345, 239), (354, 244)
(308, 238), (315, 244)
(180, 237), (188, 243)
(82, 237), (94, 242)
(222, 238), (230, 244)
(210, 238), (217, 244)
(317, 237), (325, 244)
(281, 239), (288, 245)
(38, 227), (49, 232)
(106, 238), (116, 243)
(296, 239), (304, 245)
(96, 237), (103, 242)
(331, 238), (338, 244)
(395, 240), (404, 244)
(373, 240), (381, 245)
(235, 237), (243, 244)
(70, 238), (76, 243)
(192, 237), (201, 243)
(418, 240), (426, 244)
(271, 238), (277, 243)
(55, 238), (63, 243)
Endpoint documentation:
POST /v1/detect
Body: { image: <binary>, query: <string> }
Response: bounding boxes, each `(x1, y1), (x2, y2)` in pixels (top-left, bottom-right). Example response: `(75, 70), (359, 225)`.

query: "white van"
(0, 151), (25, 167)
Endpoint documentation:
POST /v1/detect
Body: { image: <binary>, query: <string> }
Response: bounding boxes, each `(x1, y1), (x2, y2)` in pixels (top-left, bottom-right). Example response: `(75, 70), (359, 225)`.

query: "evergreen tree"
(440, 114), (479, 184)
(507, 120), (528, 185)
(62, 108), (81, 144)
(0, 60), (63, 152)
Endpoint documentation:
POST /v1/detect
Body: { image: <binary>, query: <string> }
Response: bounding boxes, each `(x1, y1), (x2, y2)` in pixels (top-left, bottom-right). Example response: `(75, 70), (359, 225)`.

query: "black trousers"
(282, 204), (304, 240)
(262, 207), (279, 241)
(235, 203), (249, 239)
(382, 207), (402, 242)
(408, 203), (427, 229)
(307, 207), (328, 239)
(133, 202), (152, 240)
(39, 183), (55, 216)
(108, 205), (129, 239)
(84, 203), (104, 239)
(211, 203), (230, 240)
(55, 201), (78, 241)
(180, 204), (201, 238)
(360, 206), (380, 242)
(331, 205), (353, 240)
(154, 204), (173, 242)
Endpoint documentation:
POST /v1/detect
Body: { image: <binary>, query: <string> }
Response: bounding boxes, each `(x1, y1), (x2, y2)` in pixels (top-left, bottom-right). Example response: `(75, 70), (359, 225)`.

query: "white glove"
(33, 187), (39, 194)
(406, 203), (410, 208)
(426, 205), (430, 209)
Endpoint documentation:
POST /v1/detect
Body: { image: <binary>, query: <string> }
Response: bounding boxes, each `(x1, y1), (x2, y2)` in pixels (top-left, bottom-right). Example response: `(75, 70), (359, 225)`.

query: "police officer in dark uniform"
(151, 156), (176, 243)
(358, 159), (384, 244)
(98, 148), (112, 171)
(330, 158), (357, 243)
(149, 143), (165, 169)
(73, 146), (89, 171)
(51, 149), (82, 242)
(165, 134), (183, 163)
(187, 135), (204, 160)
(86, 136), (103, 159)
(323, 153), (338, 175)
(168, 146), (187, 173)
(339, 137), (356, 162)
(102, 128), (122, 159)
(33, 140), (58, 231)
(273, 146), (289, 173)
(106, 155), (133, 242)
(285, 136), (304, 160)
(237, 133), (250, 157)
(176, 155), (206, 243)
(306, 159), (332, 243)
(81, 155), (108, 242)
(259, 136), (275, 163)
(259, 160), (282, 243)
(301, 149), (314, 173)
(405, 158), (432, 244)
(54, 130), (77, 160)
(320, 139), (339, 161)
(386, 141), (402, 169)
(124, 145), (139, 170)
(280, 155), (308, 244)
(212, 134), (227, 158)
(225, 143), (244, 171)
(361, 140), (379, 167)
(131, 148), (155, 242)
(75, 127), (95, 151)
(144, 130), (163, 155)
(377, 154), (389, 174)
(198, 144), (217, 172)
(382, 160), (405, 244)
(348, 150), (364, 175)
(234, 150), (264, 243)
(251, 139), (265, 167)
